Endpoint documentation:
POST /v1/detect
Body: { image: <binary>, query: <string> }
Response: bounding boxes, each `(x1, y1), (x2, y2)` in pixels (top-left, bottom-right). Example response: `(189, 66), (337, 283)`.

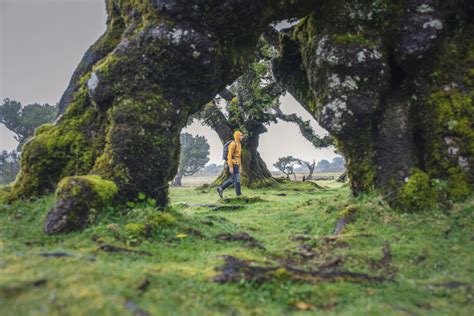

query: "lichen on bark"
(272, 0), (473, 208)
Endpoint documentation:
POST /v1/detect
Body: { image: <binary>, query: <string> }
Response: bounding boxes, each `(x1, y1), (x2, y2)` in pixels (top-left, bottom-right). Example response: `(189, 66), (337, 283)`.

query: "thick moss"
(397, 169), (439, 211)
(412, 23), (474, 203)
(43, 175), (117, 234)
(9, 88), (106, 201)
(423, 89), (473, 200)
(91, 94), (183, 206)
(336, 130), (377, 195)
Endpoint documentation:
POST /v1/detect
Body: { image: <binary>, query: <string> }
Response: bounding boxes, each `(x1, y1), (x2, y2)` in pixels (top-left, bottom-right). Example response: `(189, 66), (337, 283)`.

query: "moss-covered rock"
(43, 175), (117, 234)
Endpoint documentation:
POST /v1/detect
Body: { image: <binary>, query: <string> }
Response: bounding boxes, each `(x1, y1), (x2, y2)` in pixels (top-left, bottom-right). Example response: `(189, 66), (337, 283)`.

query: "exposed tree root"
(214, 256), (387, 284)
(176, 202), (244, 211)
(221, 196), (266, 204)
(334, 205), (358, 235)
(39, 252), (73, 258)
(136, 278), (150, 292)
(215, 232), (265, 249)
(370, 242), (396, 276)
(292, 233), (375, 242)
(98, 244), (152, 256)
(428, 281), (472, 290)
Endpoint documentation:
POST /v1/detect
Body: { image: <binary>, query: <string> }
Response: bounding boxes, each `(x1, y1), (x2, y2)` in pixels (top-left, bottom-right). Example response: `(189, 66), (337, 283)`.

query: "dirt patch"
(98, 244), (152, 256)
(214, 256), (387, 284)
(137, 278), (150, 292)
(282, 237), (349, 267)
(212, 205), (245, 211)
(370, 242), (396, 276)
(39, 252), (73, 258)
(1, 279), (47, 298)
(291, 235), (312, 242)
(215, 232), (265, 249)
(176, 202), (244, 211)
(428, 281), (472, 290)
(183, 227), (206, 238)
(204, 215), (230, 222)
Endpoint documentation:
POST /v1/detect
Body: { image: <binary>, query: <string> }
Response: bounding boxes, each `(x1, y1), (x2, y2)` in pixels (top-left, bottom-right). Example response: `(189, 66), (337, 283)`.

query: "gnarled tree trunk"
(272, 0), (473, 208)
(8, 0), (314, 233)
(199, 102), (276, 188)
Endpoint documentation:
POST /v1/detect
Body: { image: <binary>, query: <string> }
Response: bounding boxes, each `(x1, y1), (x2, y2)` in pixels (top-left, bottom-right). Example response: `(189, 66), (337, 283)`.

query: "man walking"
(217, 131), (244, 198)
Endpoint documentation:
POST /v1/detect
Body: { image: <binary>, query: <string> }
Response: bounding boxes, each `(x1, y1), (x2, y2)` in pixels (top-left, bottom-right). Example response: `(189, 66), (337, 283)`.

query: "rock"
(43, 176), (117, 234)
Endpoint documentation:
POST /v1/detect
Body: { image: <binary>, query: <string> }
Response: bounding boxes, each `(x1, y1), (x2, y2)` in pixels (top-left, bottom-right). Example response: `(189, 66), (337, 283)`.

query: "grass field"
(0, 180), (472, 315)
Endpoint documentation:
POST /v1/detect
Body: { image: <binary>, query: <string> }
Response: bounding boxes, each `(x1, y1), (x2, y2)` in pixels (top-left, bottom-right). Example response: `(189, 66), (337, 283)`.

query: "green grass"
(0, 181), (473, 315)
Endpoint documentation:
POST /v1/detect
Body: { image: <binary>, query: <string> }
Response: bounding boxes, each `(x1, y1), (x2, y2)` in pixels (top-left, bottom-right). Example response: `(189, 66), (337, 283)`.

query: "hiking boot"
(216, 187), (223, 198)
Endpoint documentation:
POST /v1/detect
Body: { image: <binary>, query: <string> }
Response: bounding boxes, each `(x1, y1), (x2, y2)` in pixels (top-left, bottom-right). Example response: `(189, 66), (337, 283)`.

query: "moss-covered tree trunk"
(240, 134), (275, 187)
(273, 0), (473, 208)
(199, 102), (275, 188)
(214, 134), (275, 188)
(172, 171), (183, 187)
(7, 0), (315, 233)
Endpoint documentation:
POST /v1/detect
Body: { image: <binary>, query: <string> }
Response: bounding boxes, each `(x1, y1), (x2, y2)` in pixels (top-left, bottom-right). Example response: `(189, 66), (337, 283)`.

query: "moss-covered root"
(44, 175), (117, 234)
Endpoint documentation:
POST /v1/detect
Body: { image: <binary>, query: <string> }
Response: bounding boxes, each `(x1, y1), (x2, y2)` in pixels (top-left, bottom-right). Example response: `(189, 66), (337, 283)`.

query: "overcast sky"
(0, 0), (338, 168)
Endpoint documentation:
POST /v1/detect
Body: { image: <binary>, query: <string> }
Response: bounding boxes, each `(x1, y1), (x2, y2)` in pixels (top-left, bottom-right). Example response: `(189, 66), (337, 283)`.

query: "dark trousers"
(220, 164), (241, 196)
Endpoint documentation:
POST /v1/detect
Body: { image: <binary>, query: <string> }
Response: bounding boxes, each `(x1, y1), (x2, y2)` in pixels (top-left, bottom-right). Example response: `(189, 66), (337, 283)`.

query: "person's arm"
(238, 150), (242, 173)
(227, 141), (235, 172)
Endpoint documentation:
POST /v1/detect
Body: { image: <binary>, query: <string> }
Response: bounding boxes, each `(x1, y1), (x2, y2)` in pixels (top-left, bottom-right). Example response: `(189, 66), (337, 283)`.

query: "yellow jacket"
(227, 131), (242, 169)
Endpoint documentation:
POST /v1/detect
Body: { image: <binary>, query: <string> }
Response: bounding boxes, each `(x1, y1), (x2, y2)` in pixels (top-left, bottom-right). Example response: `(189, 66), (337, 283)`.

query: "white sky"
(0, 0), (338, 168)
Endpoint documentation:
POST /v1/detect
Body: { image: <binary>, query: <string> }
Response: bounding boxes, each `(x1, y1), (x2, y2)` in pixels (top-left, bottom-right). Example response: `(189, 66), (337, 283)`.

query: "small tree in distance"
(0, 150), (20, 185)
(0, 99), (58, 150)
(274, 156), (298, 180)
(173, 133), (210, 186)
(297, 159), (316, 180)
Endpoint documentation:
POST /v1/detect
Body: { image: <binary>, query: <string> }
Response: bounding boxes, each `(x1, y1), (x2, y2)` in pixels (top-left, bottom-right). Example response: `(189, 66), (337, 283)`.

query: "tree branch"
(274, 108), (333, 148)
(219, 88), (236, 102)
(198, 102), (234, 143)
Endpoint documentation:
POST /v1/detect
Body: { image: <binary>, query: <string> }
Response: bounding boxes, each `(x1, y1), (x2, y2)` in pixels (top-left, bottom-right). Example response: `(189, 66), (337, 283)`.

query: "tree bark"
(200, 102), (275, 188)
(214, 134), (275, 188)
(273, 2), (473, 207)
(172, 171), (183, 187)
(307, 164), (315, 181)
(240, 134), (275, 187)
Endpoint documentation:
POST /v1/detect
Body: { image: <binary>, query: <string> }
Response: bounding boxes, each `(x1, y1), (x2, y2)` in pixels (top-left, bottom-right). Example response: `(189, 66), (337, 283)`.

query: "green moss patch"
(43, 175), (118, 234)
